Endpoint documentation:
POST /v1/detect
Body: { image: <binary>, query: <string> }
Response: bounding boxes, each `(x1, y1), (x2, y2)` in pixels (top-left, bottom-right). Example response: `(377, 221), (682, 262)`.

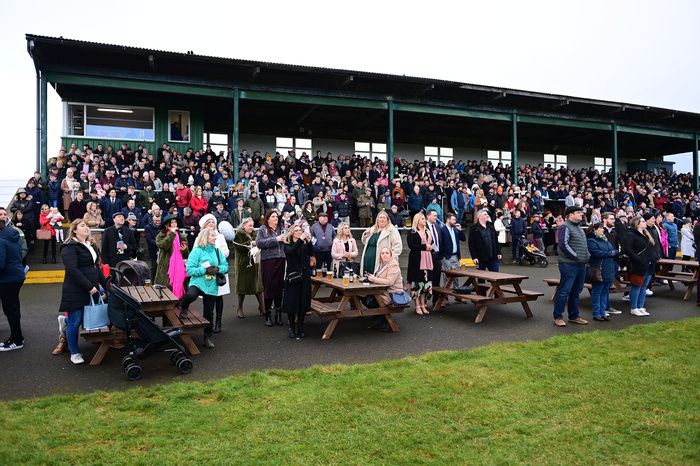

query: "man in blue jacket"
(440, 213), (466, 287)
(0, 215), (26, 351)
(450, 187), (467, 225)
(509, 209), (527, 262)
(662, 213), (679, 263)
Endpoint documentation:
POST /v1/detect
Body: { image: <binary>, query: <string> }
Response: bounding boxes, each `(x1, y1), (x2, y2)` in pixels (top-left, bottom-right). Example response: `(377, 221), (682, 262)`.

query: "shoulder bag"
(214, 249), (227, 286)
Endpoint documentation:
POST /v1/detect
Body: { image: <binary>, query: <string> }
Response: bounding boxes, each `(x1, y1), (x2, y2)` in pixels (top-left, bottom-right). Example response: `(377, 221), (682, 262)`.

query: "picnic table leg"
(384, 314), (399, 333)
(433, 276), (454, 311)
(512, 283), (534, 318)
(550, 285), (558, 301)
(179, 335), (201, 356)
(322, 319), (339, 340)
(683, 271), (698, 300)
(311, 283), (321, 298)
(474, 305), (488, 324)
(89, 342), (111, 366)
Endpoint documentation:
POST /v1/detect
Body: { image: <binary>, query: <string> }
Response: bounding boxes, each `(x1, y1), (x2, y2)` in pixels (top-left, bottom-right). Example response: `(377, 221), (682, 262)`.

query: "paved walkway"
(1, 260), (697, 400)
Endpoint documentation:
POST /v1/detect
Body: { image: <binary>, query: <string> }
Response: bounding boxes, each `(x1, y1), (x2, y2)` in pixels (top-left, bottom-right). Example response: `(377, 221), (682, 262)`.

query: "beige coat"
(360, 225), (402, 275)
(370, 259), (404, 306)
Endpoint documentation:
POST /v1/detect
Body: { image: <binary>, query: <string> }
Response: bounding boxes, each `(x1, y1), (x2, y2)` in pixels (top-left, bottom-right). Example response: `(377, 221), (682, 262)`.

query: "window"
(544, 153), (568, 169)
(487, 150), (512, 165)
(65, 103), (154, 141)
(168, 110), (190, 142)
(594, 157), (613, 172)
(203, 133), (229, 155)
(424, 146), (453, 162)
(276, 137), (312, 158)
(355, 142), (387, 161)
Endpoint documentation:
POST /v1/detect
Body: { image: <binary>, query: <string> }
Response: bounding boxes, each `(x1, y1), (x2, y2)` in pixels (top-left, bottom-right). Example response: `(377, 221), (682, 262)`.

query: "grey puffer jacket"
(256, 224), (285, 261)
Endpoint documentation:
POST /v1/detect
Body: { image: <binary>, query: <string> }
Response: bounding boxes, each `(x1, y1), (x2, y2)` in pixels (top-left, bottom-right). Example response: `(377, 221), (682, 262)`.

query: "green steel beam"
(388, 100), (394, 178)
(511, 114), (518, 184)
(517, 115), (612, 131)
(39, 73), (47, 176)
(616, 125), (694, 140)
(393, 102), (510, 121)
(693, 134), (699, 192)
(239, 90), (387, 110)
(45, 72), (233, 98)
(233, 88), (240, 182)
(611, 123), (618, 188)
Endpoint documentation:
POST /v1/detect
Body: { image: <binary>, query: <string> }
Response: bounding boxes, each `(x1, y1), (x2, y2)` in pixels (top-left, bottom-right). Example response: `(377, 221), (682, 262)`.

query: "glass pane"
(373, 153), (387, 161)
(425, 146), (438, 156)
(355, 142), (370, 152)
(295, 138), (312, 149)
(68, 104), (84, 136)
(276, 137), (293, 148)
(357, 152), (370, 158)
(211, 145), (228, 155)
(595, 165), (604, 171)
(594, 157), (604, 165)
(202, 133), (208, 144)
(501, 151), (512, 160)
(544, 154), (555, 163)
(276, 148), (294, 156)
(85, 106), (153, 140)
(424, 155), (438, 162)
(487, 150), (500, 159)
(209, 133), (228, 145)
(605, 158), (612, 165)
(440, 156), (453, 162)
(440, 147), (453, 157)
(557, 155), (568, 163)
(372, 143), (387, 153)
(168, 110), (190, 142)
(558, 163), (568, 169)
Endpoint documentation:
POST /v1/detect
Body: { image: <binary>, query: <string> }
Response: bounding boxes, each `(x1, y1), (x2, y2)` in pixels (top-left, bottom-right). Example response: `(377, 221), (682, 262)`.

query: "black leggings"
(265, 295), (283, 314)
(180, 285), (215, 337)
(43, 239), (56, 258)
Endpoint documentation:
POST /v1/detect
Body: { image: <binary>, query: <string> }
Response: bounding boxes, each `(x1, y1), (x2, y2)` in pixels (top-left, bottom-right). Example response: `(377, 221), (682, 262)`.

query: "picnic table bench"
(310, 276), (406, 339)
(654, 259), (699, 301)
(543, 278), (628, 301)
(433, 269), (543, 323)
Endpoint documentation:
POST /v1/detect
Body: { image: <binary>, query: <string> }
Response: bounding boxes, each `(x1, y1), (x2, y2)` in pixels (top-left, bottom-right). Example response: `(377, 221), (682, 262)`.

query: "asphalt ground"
(1, 254), (697, 401)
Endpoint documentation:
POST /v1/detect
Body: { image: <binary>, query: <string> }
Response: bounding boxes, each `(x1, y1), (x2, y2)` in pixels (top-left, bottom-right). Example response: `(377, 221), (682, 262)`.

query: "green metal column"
(387, 99), (394, 178)
(693, 133), (699, 192)
(612, 123), (618, 188)
(511, 114), (518, 184)
(232, 88), (240, 182)
(39, 72), (47, 176)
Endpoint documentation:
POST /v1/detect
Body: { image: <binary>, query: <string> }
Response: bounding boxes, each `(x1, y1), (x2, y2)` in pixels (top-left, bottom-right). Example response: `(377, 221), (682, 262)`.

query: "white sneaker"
(604, 312), (610, 318)
(645, 289), (654, 296)
(630, 308), (646, 316)
(607, 308), (622, 315)
(622, 294), (630, 301)
(70, 353), (85, 365)
(638, 308), (650, 316)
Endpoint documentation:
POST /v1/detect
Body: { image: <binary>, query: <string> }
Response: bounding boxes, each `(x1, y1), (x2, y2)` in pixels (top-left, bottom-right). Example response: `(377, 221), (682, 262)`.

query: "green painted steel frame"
(694, 134), (699, 191)
(511, 114), (518, 183)
(39, 73), (47, 175)
(612, 123), (618, 188)
(233, 88), (240, 182)
(388, 100), (394, 176)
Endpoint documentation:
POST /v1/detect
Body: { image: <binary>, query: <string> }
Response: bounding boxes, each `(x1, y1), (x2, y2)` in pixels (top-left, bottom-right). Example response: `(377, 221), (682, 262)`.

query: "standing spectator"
(144, 215), (161, 279)
(189, 186), (209, 216)
(182, 206), (201, 250)
(0, 215), (25, 351)
(331, 222), (358, 275)
(335, 192), (351, 225)
(282, 223), (314, 338)
(58, 219), (108, 363)
(358, 188), (375, 228)
(199, 214), (230, 334)
(155, 215), (189, 293)
(494, 211), (507, 247)
(232, 218), (264, 319)
(9, 188), (37, 245)
(83, 201), (105, 246)
(38, 204), (57, 264)
(60, 168), (78, 212)
(425, 209), (444, 297)
(100, 212), (137, 269)
(679, 219), (695, 262)
(47, 173), (61, 208)
(662, 213), (679, 262)
(175, 180), (192, 216)
(602, 212), (622, 315)
(552, 206), (590, 327)
(531, 213), (545, 252)
(586, 222), (618, 321)
(311, 212), (335, 272)
(622, 216), (655, 316)
(100, 188), (122, 228)
(245, 191), (265, 227)
(510, 209), (527, 263)
(360, 211), (402, 275)
(212, 202), (229, 226)
(694, 220), (700, 307)
(440, 212), (466, 286)
(181, 228), (229, 349)
(407, 212), (434, 315)
(256, 210), (287, 327)
(451, 187), (467, 224)
(229, 197), (250, 228)
(67, 191), (87, 222)
(468, 209), (502, 272)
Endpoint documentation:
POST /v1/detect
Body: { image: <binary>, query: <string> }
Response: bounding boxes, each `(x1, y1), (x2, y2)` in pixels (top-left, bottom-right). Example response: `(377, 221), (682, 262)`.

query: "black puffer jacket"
(621, 230), (655, 276)
(59, 240), (107, 312)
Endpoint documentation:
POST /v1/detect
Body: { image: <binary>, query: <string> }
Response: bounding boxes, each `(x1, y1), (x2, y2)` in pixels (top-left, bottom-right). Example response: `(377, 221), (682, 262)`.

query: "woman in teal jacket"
(179, 228), (229, 349)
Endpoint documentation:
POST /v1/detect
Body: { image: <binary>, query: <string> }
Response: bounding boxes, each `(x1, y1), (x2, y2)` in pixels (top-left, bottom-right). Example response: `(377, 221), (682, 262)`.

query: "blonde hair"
(64, 218), (93, 245)
(411, 212), (427, 233)
(285, 223), (303, 243)
(195, 227), (217, 248)
(372, 211), (391, 230)
(337, 222), (351, 238)
(629, 216), (655, 245)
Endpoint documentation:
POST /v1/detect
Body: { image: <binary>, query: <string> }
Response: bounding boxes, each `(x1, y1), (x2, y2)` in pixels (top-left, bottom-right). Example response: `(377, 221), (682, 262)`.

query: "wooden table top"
(658, 258), (699, 268)
(443, 268), (529, 282)
(123, 285), (179, 304)
(311, 276), (388, 292)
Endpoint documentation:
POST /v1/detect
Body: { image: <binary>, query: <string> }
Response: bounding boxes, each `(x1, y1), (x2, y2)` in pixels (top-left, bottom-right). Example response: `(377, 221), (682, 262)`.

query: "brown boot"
(52, 335), (67, 355)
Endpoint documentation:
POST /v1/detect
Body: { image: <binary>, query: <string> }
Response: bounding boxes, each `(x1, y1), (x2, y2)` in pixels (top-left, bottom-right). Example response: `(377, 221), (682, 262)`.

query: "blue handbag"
(390, 291), (411, 306)
(83, 294), (110, 330)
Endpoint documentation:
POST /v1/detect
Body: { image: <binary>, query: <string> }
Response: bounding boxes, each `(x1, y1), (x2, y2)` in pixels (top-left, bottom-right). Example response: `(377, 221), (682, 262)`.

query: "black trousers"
(180, 285), (215, 337)
(0, 281), (24, 343)
(430, 252), (442, 300)
(316, 250), (332, 271)
(42, 239), (56, 259)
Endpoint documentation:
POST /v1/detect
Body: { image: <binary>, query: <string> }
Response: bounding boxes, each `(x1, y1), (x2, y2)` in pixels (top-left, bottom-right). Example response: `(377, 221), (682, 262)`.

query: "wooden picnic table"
(433, 269), (543, 324)
(655, 259), (699, 301)
(310, 276), (407, 340)
(543, 278), (628, 301)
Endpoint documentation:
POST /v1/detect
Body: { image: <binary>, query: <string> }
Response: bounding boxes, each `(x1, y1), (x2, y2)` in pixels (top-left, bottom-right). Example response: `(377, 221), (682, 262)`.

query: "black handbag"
(215, 249), (227, 286)
(286, 271), (302, 284)
(586, 266), (603, 283)
(337, 261), (360, 277)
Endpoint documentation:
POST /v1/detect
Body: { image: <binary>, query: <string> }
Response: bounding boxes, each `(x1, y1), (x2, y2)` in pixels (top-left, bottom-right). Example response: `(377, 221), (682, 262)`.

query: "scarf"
(418, 230), (434, 271)
(168, 230), (187, 298)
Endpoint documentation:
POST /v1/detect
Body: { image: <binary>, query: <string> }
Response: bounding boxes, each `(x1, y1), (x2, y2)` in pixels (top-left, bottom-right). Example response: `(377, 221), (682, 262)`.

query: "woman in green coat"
(154, 215), (189, 287)
(232, 217), (264, 318)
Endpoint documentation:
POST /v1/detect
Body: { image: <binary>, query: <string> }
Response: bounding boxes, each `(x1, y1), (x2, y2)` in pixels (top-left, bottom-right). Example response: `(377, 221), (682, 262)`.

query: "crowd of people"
(0, 140), (699, 359)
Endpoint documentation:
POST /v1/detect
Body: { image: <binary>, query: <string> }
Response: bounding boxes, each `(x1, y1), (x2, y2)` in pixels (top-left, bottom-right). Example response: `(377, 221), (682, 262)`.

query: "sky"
(0, 0), (698, 180)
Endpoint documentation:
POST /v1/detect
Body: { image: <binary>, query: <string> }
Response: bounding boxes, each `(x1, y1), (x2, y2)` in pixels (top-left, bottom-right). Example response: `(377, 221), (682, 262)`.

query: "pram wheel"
(176, 357), (193, 374)
(169, 350), (186, 365)
(125, 363), (142, 381)
(539, 259), (549, 268)
(122, 355), (135, 370)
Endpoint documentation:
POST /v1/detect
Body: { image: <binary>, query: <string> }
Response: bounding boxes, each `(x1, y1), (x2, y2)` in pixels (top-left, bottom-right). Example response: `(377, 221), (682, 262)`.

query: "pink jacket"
(331, 237), (358, 273)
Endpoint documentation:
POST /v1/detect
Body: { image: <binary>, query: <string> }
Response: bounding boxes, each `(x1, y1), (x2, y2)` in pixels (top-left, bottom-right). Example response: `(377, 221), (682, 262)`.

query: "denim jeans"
(553, 262), (586, 320)
(66, 309), (84, 355)
(590, 280), (612, 319)
(441, 257), (460, 287)
(667, 246), (677, 262)
(630, 274), (653, 309)
(477, 259), (499, 272)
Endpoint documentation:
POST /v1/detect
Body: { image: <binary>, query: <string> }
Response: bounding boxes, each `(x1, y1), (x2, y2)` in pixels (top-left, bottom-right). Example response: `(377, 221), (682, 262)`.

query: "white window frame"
(594, 157), (613, 172)
(203, 132), (229, 155)
(64, 102), (156, 142)
(167, 110), (191, 143)
(544, 153), (568, 169)
(355, 141), (386, 161)
(487, 150), (512, 165)
(425, 146), (453, 163)
(277, 137), (312, 159)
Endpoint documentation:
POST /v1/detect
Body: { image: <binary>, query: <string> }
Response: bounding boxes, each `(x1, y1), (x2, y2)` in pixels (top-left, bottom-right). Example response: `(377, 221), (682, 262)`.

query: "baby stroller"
(516, 236), (548, 267)
(113, 260), (151, 286)
(108, 285), (193, 381)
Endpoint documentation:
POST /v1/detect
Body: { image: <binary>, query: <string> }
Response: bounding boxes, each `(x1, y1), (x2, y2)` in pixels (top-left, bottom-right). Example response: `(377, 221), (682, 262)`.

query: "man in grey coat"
(553, 206), (590, 327)
(310, 212), (335, 271)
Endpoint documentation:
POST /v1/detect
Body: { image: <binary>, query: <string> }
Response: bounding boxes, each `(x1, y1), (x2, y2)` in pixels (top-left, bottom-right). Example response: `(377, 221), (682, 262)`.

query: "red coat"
(39, 212), (56, 237)
(189, 195), (208, 215)
(175, 188), (192, 208)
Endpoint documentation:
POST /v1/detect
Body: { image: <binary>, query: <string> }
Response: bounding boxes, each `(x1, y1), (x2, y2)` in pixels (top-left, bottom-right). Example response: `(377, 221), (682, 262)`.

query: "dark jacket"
(100, 197), (122, 226)
(587, 234), (618, 281)
(0, 226), (24, 284)
(440, 224), (466, 260)
(621, 230), (655, 276)
(510, 217), (527, 238)
(100, 225), (137, 267)
(468, 222), (501, 263)
(59, 240), (107, 312)
(281, 238), (313, 315)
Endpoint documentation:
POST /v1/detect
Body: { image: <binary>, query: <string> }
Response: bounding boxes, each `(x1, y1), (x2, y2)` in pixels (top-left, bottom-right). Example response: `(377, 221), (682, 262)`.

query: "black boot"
(264, 312), (273, 327)
(51, 255), (57, 264)
(296, 315), (306, 338)
(287, 318), (296, 339)
(274, 309), (283, 326)
(213, 309), (222, 334)
(42, 256), (47, 264)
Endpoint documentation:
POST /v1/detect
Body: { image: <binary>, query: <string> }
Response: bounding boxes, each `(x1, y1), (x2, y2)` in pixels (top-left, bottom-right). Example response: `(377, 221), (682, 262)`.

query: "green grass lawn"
(1, 319), (699, 465)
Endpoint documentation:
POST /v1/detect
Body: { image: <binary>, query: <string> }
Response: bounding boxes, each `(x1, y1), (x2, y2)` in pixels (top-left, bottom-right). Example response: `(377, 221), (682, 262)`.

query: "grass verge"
(1, 319), (699, 465)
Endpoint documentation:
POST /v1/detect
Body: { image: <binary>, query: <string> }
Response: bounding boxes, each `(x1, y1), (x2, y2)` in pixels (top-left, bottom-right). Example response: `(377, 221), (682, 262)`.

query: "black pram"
(108, 285), (193, 381)
(113, 260), (151, 286)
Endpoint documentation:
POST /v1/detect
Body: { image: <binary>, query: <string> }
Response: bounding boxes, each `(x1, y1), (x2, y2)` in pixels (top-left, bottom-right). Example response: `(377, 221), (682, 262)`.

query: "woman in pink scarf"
(155, 215), (189, 297)
(406, 212), (434, 315)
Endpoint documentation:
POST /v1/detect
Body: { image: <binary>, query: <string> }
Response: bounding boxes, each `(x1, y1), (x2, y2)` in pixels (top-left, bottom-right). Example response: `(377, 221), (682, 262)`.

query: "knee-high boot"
(214, 309), (222, 333)
(287, 315), (296, 338)
(296, 313), (306, 338)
